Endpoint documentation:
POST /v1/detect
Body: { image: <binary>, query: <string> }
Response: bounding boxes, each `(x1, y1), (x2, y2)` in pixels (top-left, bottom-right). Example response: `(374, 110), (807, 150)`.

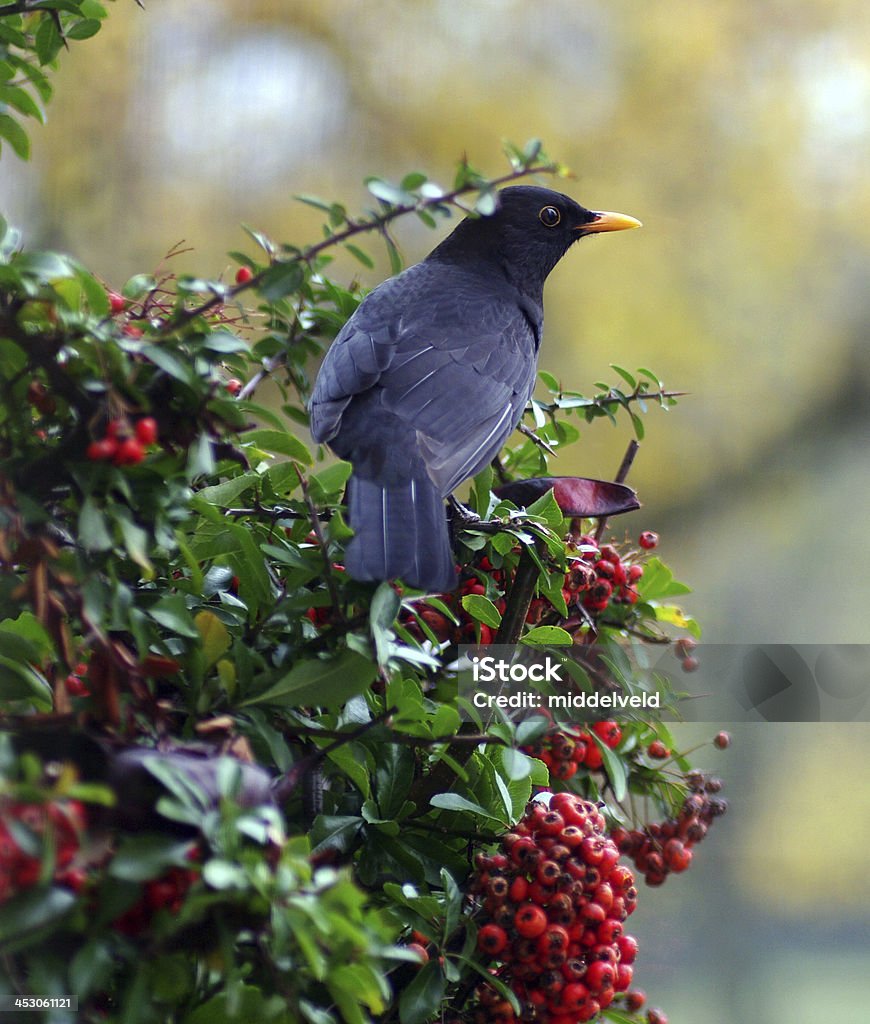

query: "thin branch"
(293, 466), (344, 622)
(410, 820), (502, 844)
(595, 439), (640, 543)
(161, 162), (560, 332)
(494, 539), (544, 645)
(517, 422), (557, 456)
(533, 388), (685, 417)
(282, 722), (509, 747)
(271, 705), (398, 803)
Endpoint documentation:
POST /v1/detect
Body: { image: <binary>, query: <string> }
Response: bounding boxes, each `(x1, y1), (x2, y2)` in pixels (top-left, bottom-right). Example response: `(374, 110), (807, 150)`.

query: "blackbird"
(309, 185), (640, 592)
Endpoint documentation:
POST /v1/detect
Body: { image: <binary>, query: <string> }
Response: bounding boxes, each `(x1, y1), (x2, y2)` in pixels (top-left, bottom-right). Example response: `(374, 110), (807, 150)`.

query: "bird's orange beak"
(576, 211), (643, 234)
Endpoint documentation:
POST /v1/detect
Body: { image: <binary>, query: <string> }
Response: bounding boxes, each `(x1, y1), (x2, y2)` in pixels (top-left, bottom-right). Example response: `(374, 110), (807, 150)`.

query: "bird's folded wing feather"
(309, 265), (538, 493)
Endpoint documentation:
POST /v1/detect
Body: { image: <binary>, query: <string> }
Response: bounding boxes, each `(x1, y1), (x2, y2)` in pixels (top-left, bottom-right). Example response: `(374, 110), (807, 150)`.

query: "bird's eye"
(539, 206), (561, 227)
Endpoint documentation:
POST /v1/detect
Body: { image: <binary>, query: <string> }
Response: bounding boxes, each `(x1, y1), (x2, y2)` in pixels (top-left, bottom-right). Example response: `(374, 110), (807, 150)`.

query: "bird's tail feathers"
(345, 475), (456, 593)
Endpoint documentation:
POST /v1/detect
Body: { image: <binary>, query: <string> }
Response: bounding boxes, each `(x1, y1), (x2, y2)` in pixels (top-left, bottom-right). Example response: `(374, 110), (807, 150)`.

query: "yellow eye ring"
(539, 206), (561, 227)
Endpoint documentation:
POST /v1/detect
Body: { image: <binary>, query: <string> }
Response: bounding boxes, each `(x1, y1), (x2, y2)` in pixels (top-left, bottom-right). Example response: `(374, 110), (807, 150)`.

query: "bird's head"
(434, 184), (641, 296)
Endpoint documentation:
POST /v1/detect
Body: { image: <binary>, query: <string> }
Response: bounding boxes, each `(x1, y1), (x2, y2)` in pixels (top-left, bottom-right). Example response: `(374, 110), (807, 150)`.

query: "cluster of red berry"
(405, 530), (660, 649)
(469, 794), (640, 1024)
(86, 417), (158, 466)
(521, 720), (622, 780)
(0, 799), (87, 903)
(112, 862), (200, 937)
(64, 660), (91, 698)
(611, 771), (728, 887)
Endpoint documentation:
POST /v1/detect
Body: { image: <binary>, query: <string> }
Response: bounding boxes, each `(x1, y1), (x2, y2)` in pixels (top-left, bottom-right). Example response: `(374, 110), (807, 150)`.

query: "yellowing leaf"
(195, 610), (230, 668)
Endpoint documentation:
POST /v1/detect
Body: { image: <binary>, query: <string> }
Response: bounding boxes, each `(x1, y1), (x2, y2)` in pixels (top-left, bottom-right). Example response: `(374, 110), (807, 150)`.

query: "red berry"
(226, 378), (243, 395)
(647, 739), (670, 760)
(113, 438), (145, 466)
(514, 903), (548, 938)
(592, 720), (622, 749)
(561, 982), (590, 1012)
(617, 934), (639, 965)
(626, 989), (646, 1011)
(538, 810), (565, 836)
(638, 531), (658, 549)
(714, 730), (731, 750)
(477, 923), (508, 956)
(598, 544), (621, 565)
(682, 655), (700, 672)
(406, 942), (429, 965)
(105, 419), (126, 439)
(663, 839), (692, 873)
(584, 959), (614, 994)
(627, 564), (644, 582)
(86, 438), (118, 462)
(583, 742), (603, 770)
(235, 265), (253, 284)
(107, 291), (126, 314)
(509, 876), (529, 903)
(648, 1009), (668, 1024)
(615, 963), (634, 991)
(134, 417), (158, 446)
(65, 674), (90, 697)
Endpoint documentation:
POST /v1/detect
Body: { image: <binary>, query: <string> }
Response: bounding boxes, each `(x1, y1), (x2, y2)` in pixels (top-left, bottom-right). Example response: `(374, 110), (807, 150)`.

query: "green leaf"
(398, 960), (446, 1024)
(538, 369), (560, 393)
(34, 15), (63, 64)
(326, 745), (371, 801)
(122, 273), (156, 299)
(115, 510), (153, 577)
(400, 171), (428, 191)
(366, 178), (413, 206)
(78, 497), (113, 552)
(639, 557), (692, 600)
(429, 793), (506, 824)
(0, 887), (76, 950)
(0, 655), (51, 705)
(195, 610), (230, 668)
(460, 594), (501, 629)
(193, 473), (258, 508)
(474, 190), (497, 216)
(370, 581), (401, 667)
(243, 648), (379, 708)
(0, 85), (43, 122)
(0, 112), (30, 160)
(148, 594), (199, 639)
(141, 344), (193, 384)
(521, 625), (574, 646)
(610, 364), (637, 389)
(590, 733), (628, 802)
(66, 18), (102, 41)
(258, 260), (304, 300)
(374, 744), (413, 820)
(344, 243), (374, 268)
(524, 486), (564, 529)
(243, 428), (312, 464)
(109, 836), (193, 883)
(187, 432), (216, 479)
(500, 747), (532, 781)
(308, 460), (352, 502)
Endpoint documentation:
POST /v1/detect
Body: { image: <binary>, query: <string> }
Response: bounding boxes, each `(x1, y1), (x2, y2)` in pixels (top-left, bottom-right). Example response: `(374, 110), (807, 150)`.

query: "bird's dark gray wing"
(379, 271), (539, 495)
(309, 260), (540, 496)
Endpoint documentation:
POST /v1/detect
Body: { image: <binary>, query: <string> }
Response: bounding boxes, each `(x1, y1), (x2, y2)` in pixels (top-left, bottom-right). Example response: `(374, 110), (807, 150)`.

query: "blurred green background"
(1, 3), (868, 1019)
